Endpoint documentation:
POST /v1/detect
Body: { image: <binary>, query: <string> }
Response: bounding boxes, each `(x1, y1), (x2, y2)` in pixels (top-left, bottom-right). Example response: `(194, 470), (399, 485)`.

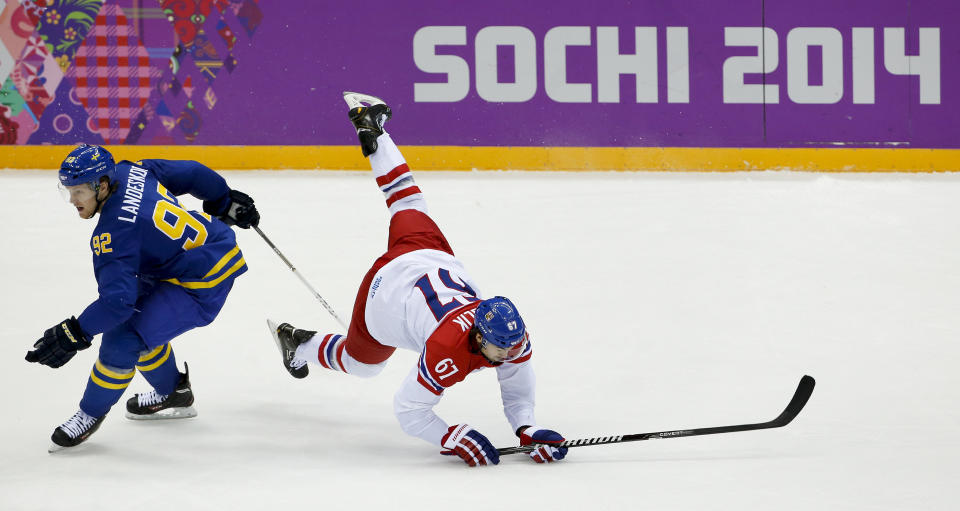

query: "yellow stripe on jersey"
(165, 257), (246, 289)
(203, 246), (241, 279)
(163, 246), (245, 289)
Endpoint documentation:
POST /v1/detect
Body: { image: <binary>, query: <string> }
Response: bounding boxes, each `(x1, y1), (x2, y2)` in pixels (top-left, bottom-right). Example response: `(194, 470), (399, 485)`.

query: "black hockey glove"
(204, 189), (260, 229)
(25, 317), (92, 368)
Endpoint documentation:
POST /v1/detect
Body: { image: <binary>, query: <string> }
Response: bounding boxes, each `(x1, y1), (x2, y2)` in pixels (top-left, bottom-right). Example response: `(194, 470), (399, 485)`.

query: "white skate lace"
(287, 336), (308, 370)
(137, 390), (169, 407)
(60, 410), (97, 439)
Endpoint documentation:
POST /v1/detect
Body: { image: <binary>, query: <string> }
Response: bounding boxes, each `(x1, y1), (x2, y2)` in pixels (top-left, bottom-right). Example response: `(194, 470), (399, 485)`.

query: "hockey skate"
(49, 409), (106, 452)
(267, 319), (315, 379)
(125, 363), (197, 420)
(343, 91), (391, 157)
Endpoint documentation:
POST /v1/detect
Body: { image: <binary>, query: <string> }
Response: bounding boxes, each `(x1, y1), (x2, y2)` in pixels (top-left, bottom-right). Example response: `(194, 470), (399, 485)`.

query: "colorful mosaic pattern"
(30, 77), (104, 143)
(35, 0), (104, 64)
(66, 4), (158, 142)
(0, 0), (263, 144)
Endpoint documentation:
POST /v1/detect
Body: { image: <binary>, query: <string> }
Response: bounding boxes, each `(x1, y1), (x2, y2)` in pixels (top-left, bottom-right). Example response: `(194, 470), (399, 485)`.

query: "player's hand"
(440, 424), (500, 467)
(222, 189), (260, 228)
(25, 317), (92, 368)
(518, 425), (568, 463)
(206, 189), (260, 229)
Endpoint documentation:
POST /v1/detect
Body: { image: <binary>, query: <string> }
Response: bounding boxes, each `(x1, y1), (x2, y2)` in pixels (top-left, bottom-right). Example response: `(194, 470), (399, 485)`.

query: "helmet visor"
(480, 332), (529, 363)
(59, 182), (97, 203)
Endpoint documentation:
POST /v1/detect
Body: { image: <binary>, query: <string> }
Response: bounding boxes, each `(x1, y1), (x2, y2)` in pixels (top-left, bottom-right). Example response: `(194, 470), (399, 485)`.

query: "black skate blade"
(343, 91), (386, 108)
(267, 318), (285, 355)
(48, 442), (69, 453)
(125, 406), (197, 421)
(48, 441), (87, 454)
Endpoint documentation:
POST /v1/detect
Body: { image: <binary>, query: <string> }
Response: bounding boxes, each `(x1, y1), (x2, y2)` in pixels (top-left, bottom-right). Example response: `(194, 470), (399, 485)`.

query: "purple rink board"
(1, 0), (956, 148)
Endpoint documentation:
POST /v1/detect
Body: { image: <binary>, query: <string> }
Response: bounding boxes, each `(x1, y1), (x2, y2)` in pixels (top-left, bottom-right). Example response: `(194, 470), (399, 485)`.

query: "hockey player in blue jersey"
(25, 144), (259, 451)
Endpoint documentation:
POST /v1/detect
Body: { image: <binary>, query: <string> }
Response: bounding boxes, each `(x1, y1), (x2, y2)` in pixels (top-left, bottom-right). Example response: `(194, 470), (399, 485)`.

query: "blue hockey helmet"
(475, 296), (526, 349)
(58, 144), (115, 187)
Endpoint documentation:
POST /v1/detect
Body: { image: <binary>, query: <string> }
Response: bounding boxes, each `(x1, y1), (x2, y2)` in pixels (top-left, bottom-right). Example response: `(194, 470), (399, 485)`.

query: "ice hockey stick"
(497, 374), (815, 456)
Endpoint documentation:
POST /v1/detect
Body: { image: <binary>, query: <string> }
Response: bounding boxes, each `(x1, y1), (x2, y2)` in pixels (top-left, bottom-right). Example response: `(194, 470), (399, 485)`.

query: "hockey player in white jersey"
(267, 92), (567, 467)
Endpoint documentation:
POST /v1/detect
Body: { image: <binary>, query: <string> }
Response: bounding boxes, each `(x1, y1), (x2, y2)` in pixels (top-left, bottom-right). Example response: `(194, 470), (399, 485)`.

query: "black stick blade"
(769, 375), (815, 427)
(495, 374), (816, 456)
(680, 374), (817, 436)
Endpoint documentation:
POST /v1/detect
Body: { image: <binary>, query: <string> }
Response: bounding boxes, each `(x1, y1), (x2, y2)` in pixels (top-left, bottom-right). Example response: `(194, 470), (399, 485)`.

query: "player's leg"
(279, 213), (453, 377)
(345, 92), (455, 256)
(126, 342), (195, 420)
(369, 134), (426, 216)
(267, 93), (454, 381)
(269, 320), (387, 379)
(267, 243), (408, 380)
(80, 324), (143, 418)
(134, 343), (179, 396)
(344, 91), (427, 216)
(49, 323), (142, 450)
(122, 281), (233, 419)
(268, 252), (397, 380)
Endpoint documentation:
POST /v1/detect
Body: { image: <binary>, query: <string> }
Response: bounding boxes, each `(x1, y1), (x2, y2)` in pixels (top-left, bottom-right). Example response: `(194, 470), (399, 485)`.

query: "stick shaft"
(497, 375), (815, 456)
(254, 226), (348, 330)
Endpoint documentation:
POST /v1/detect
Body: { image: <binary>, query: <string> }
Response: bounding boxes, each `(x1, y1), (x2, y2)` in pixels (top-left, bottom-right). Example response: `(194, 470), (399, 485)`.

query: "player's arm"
(138, 159), (259, 229)
(25, 227), (140, 368)
(393, 348), (501, 467)
(76, 260), (140, 336)
(496, 358), (537, 430)
(497, 349), (569, 463)
(77, 218), (142, 337)
(393, 365), (448, 444)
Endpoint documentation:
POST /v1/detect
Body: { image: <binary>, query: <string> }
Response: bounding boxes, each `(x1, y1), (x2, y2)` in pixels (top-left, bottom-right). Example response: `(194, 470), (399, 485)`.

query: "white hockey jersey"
(364, 248), (536, 446)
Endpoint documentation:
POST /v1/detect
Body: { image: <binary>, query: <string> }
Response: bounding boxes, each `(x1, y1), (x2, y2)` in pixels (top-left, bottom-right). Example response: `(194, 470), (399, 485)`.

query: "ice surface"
(1, 169), (957, 510)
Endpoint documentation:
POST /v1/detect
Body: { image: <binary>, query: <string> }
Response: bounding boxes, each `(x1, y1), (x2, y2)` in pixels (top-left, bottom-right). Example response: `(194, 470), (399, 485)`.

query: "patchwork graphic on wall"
(0, 0), (262, 144)
(2, 1), (954, 149)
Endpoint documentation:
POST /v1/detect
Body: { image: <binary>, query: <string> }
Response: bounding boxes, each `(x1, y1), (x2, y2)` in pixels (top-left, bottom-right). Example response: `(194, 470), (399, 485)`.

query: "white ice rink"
(1, 168), (957, 510)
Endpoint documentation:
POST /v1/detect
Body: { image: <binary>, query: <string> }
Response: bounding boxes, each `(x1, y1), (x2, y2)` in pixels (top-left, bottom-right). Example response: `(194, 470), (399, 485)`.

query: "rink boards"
(3, 145), (959, 172)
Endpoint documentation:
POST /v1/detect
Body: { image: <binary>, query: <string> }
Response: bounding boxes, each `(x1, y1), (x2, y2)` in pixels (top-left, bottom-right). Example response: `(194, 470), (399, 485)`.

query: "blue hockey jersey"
(76, 159), (247, 336)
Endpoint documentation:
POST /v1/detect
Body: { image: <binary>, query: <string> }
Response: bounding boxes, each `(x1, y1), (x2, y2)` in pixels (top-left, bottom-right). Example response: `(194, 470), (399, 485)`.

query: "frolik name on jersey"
(451, 308), (477, 332)
(118, 166), (148, 223)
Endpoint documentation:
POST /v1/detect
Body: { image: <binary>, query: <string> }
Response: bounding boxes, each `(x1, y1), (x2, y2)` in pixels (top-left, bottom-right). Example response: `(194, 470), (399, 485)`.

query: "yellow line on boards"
(2, 145), (958, 172)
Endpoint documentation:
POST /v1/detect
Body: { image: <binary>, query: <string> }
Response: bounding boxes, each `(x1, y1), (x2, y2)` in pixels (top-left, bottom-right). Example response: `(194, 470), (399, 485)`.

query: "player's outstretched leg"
(124, 363), (197, 420)
(268, 319), (312, 379)
(265, 319), (386, 378)
(343, 91), (426, 215)
(49, 409), (107, 452)
(344, 91), (391, 157)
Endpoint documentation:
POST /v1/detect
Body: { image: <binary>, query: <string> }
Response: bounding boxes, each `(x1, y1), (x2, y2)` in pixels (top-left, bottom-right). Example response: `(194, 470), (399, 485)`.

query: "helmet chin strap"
(475, 336), (504, 366)
(91, 180), (110, 216)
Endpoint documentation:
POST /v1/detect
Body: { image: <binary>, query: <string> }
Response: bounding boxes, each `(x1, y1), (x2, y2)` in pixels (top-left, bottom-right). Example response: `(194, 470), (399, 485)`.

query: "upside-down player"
(268, 92), (567, 466)
(26, 144), (259, 451)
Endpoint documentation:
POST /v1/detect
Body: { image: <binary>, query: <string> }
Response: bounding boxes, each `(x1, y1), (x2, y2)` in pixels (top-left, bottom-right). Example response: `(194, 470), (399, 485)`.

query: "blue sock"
(79, 324), (144, 417)
(79, 359), (135, 417)
(136, 343), (179, 395)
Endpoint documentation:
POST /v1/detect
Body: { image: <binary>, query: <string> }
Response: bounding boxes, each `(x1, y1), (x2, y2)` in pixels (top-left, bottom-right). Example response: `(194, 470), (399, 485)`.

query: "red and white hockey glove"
(519, 425), (568, 463)
(440, 424), (500, 467)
